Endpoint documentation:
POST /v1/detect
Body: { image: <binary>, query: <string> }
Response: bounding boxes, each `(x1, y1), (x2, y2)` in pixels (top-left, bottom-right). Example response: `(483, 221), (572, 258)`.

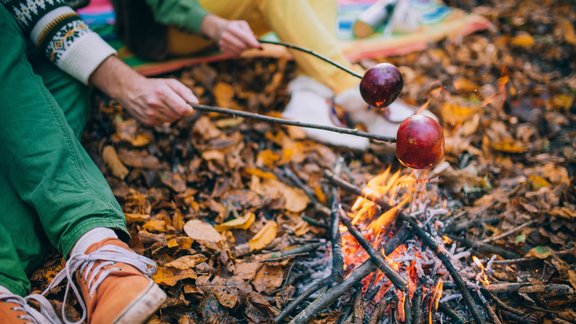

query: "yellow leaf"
(102, 146), (129, 179)
(248, 221), (277, 251)
(165, 255), (207, 270)
(213, 82), (237, 108)
(125, 213), (150, 224)
(153, 267), (196, 286)
(244, 167), (277, 180)
(511, 32), (535, 48)
(257, 150), (280, 168)
(130, 133), (152, 147)
(142, 219), (167, 232)
(167, 238), (179, 248)
(491, 139), (528, 154)
(551, 94), (574, 112)
(529, 175), (551, 190)
(439, 101), (482, 127)
(559, 18), (576, 45)
(215, 212), (256, 232)
(183, 220), (222, 244)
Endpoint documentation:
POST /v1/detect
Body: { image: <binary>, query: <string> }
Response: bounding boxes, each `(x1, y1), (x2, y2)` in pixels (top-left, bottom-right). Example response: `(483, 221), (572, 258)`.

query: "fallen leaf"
(142, 219), (168, 233)
(511, 32), (535, 48)
(215, 212), (256, 232)
(525, 246), (553, 259)
(184, 220), (222, 244)
(234, 262), (262, 280)
(244, 167), (277, 180)
(153, 267), (197, 286)
(253, 265), (283, 294)
(102, 146), (129, 179)
(166, 255), (208, 270)
(248, 221), (277, 251)
(160, 172), (187, 192)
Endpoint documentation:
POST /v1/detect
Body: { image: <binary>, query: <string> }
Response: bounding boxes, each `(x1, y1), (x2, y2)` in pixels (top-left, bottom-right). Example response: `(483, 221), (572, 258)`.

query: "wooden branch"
(448, 235), (521, 260)
(482, 283), (574, 296)
(330, 188), (345, 284)
(481, 220), (535, 244)
(339, 211), (408, 292)
(438, 303), (465, 324)
(274, 276), (332, 323)
(192, 104), (396, 142)
(289, 225), (411, 323)
(323, 170), (486, 324)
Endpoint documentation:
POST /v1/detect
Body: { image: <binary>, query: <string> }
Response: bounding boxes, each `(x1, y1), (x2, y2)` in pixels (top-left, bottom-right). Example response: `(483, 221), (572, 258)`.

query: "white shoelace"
(41, 245), (157, 324)
(0, 292), (61, 323)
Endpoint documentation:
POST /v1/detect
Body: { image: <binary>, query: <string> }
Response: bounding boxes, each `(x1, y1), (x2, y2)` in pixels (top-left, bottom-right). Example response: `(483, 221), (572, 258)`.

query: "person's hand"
(117, 77), (198, 126)
(201, 15), (261, 56)
(89, 56), (199, 126)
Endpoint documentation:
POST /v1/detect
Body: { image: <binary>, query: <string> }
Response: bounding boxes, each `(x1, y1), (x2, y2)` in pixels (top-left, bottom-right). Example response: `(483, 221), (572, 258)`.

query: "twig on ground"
(323, 170), (486, 324)
(449, 235), (521, 259)
(481, 220), (536, 244)
(491, 247), (576, 265)
(274, 276), (332, 323)
(438, 303), (465, 324)
(256, 242), (326, 262)
(482, 283), (574, 296)
(289, 225), (411, 323)
(445, 217), (500, 233)
(330, 190), (344, 284)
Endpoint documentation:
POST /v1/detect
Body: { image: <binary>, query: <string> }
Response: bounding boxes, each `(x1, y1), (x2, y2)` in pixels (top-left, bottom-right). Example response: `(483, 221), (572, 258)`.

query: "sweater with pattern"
(1, 0), (116, 84)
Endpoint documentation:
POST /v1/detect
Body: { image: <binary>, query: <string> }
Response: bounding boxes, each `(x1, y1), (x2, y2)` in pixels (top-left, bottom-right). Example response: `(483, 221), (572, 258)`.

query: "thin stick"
(275, 276), (332, 323)
(339, 211), (407, 292)
(481, 220), (535, 244)
(259, 40), (363, 79)
(438, 303), (465, 324)
(412, 287), (423, 324)
(323, 170), (486, 324)
(330, 188), (345, 284)
(192, 104), (396, 143)
(289, 225), (411, 323)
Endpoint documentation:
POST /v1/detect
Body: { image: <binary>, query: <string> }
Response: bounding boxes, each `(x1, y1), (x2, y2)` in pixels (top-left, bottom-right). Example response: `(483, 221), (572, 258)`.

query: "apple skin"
(396, 115), (445, 169)
(360, 63), (404, 108)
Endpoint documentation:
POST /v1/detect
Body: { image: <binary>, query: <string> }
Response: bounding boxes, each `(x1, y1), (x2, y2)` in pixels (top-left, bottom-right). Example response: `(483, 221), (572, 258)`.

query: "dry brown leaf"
(183, 220), (222, 244)
(153, 267), (197, 286)
(234, 262), (262, 281)
(160, 172), (187, 192)
(215, 212), (255, 232)
(165, 255), (208, 270)
(251, 178), (310, 212)
(118, 149), (160, 169)
(102, 146), (129, 179)
(125, 213), (150, 224)
(253, 265), (283, 294)
(213, 82), (237, 108)
(248, 221), (277, 251)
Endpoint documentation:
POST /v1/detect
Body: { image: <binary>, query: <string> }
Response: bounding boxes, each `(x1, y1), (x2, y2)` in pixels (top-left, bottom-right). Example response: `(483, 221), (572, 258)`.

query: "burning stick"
(330, 179), (345, 284)
(323, 170), (486, 324)
(192, 104), (396, 143)
(339, 211), (408, 292)
(289, 225), (412, 323)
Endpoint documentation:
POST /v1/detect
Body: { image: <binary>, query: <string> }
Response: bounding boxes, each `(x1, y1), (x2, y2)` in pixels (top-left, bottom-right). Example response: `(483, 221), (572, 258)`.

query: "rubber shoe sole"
(113, 282), (167, 324)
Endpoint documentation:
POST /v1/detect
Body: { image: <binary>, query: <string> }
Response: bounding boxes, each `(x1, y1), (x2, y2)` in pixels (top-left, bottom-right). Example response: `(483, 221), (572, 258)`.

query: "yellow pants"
(167, 0), (359, 94)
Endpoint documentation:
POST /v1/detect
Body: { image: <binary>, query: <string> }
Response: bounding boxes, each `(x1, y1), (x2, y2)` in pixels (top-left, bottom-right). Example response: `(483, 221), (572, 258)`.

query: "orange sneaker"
(0, 291), (61, 324)
(43, 238), (166, 324)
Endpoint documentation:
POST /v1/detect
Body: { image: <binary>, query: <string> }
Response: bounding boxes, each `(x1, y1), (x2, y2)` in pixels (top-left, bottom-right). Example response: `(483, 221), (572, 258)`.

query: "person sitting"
(114, 0), (438, 150)
(0, 0), (199, 322)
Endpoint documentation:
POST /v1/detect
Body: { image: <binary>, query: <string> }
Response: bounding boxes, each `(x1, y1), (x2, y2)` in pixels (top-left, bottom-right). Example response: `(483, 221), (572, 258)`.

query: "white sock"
(0, 285), (12, 295)
(70, 227), (118, 256)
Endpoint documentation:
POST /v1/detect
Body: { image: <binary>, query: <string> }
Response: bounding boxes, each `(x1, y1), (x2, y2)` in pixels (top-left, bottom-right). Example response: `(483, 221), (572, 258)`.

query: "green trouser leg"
(0, 7), (128, 296)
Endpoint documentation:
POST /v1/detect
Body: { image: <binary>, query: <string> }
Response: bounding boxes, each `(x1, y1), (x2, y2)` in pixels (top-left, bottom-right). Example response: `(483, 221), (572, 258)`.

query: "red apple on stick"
(396, 115), (445, 170)
(360, 63), (404, 108)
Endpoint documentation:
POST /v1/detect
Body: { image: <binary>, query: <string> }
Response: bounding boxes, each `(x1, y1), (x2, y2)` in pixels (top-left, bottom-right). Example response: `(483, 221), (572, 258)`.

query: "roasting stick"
(259, 40), (363, 79)
(191, 104), (397, 142)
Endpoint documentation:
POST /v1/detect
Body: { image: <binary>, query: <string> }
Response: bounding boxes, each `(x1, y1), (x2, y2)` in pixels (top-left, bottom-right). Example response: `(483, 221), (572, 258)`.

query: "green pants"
(0, 6), (128, 296)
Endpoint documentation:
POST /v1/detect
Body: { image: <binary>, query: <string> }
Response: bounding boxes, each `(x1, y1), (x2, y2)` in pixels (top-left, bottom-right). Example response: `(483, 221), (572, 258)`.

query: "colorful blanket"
(78, 0), (490, 76)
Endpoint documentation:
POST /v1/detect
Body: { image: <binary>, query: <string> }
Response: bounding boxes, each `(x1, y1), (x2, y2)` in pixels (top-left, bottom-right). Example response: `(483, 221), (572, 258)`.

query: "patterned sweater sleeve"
(1, 0), (116, 84)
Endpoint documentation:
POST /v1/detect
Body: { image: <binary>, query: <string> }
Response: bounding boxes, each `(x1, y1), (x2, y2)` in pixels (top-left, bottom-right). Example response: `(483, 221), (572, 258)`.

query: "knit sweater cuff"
(56, 32), (116, 84)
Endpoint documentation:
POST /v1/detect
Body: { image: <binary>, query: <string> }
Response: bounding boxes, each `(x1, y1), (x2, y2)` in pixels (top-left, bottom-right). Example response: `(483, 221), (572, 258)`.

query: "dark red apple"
(359, 63), (404, 108)
(396, 115), (444, 169)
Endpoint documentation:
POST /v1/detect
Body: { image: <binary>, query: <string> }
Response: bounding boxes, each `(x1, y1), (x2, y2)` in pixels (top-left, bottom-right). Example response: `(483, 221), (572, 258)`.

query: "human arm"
(89, 56), (197, 126)
(145, 0), (260, 56)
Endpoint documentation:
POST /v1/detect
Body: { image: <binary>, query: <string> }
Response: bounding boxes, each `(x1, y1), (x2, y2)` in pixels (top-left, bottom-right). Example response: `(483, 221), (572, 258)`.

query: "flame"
(416, 99), (432, 115)
(433, 279), (444, 310)
(472, 256), (490, 286)
(368, 196), (410, 235)
(397, 290), (406, 322)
